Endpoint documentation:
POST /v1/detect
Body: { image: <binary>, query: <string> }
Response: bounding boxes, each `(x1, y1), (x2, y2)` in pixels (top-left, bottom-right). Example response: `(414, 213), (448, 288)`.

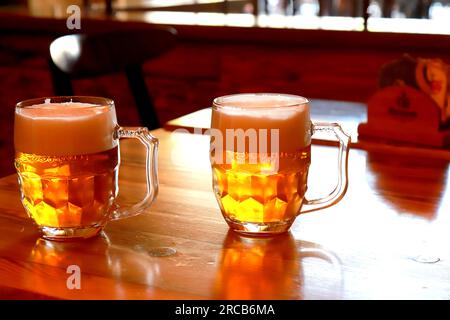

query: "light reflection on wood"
(0, 129), (449, 299)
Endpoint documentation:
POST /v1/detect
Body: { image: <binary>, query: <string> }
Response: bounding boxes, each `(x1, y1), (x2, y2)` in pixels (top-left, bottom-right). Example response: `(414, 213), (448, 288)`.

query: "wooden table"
(1, 124), (450, 299)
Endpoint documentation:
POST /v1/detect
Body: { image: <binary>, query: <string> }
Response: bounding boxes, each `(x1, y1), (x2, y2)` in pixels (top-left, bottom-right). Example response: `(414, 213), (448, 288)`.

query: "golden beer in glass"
(210, 93), (350, 235)
(14, 96), (158, 240)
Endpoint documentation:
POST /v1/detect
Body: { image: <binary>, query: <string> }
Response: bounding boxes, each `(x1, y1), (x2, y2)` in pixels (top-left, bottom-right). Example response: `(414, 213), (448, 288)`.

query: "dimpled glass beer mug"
(14, 96), (158, 240)
(210, 93), (350, 234)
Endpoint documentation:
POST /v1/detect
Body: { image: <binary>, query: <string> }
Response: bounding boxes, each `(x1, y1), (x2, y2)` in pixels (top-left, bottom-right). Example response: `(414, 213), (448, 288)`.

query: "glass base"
(40, 225), (104, 241)
(224, 216), (294, 236)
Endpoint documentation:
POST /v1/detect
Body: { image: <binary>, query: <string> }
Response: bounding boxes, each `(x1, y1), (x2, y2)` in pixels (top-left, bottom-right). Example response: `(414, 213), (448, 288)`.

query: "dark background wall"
(1, 14), (449, 177)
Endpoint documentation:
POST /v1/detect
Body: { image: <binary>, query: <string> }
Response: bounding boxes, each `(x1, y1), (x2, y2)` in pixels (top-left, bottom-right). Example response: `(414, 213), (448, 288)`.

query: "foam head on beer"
(14, 99), (118, 156)
(211, 93), (311, 153)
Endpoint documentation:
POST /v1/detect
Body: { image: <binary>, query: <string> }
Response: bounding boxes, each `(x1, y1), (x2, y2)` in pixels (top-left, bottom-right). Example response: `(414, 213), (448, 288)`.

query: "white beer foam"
(15, 102), (118, 156)
(212, 94), (311, 151)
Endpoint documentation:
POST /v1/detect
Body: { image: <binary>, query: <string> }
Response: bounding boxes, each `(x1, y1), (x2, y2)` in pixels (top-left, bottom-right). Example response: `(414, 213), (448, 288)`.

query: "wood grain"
(0, 128), (450, 299)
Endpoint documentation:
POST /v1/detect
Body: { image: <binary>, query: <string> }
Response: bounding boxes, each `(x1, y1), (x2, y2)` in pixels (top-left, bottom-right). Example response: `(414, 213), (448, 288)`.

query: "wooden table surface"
(1, 124), (450, 299)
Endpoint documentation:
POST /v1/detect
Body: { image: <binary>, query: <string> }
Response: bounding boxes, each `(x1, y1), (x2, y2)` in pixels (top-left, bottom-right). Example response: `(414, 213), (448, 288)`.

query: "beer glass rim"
(212, 93), (309, 110)
(15, 96), (114, 109)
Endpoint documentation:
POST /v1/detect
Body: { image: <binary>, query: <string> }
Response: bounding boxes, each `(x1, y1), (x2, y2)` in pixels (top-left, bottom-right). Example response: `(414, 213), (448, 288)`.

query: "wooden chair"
(48, 27), (177, 129)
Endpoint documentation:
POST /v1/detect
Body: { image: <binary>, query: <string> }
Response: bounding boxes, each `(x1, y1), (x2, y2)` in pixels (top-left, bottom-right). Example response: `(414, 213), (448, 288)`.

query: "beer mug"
(210, 93), (350, 234)
(14, 96), (158, 240)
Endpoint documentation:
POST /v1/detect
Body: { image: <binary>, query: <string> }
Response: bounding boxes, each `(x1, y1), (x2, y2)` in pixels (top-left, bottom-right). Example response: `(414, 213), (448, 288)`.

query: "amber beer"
(211, 94), (313, 233)
(212, 147), (310, 223)
(15, 99), (119, 237)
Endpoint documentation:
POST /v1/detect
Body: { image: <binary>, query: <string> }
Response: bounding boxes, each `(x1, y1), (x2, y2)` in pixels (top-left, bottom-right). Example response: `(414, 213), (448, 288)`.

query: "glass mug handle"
(300, 122), (350, 214)
(110, 126), (159, 220)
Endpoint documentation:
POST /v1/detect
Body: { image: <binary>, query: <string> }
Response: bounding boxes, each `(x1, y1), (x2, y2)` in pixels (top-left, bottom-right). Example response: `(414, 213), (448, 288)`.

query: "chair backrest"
(49, 26), (177, 129)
